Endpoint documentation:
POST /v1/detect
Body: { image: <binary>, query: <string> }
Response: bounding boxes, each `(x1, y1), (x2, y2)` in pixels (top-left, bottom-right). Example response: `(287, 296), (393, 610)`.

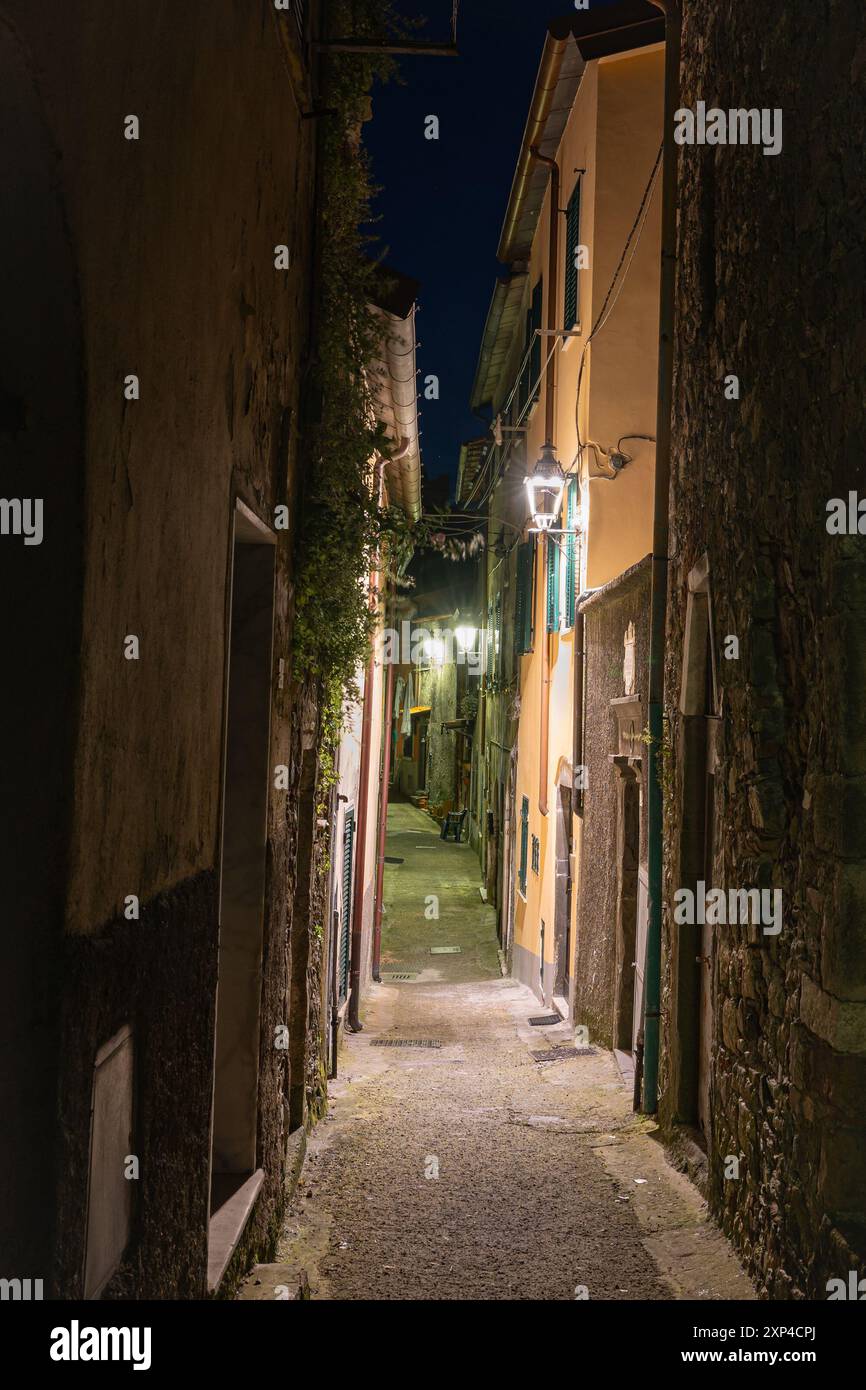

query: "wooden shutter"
(546, 535), (560, 632)
(338, 809), (355, 1003)
(564, 179), (581, 329)
(518, 796), (529, 895)
(514, 540), (535, 656)
(565, 481), (577, 628)
(530, 278), (543, 404)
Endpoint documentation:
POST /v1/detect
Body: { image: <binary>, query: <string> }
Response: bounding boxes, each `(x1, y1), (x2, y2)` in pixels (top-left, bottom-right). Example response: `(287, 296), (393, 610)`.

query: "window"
(514, 540), (535, 656)
(518, 795), (530, 896)
(531, 834), (540, 875)
(519, 278), (543, 415)
(546, 535), (560, 633)
(564, 178), (582, 330)
(530, 278), (542, 401)
(564, 480), (579, 628)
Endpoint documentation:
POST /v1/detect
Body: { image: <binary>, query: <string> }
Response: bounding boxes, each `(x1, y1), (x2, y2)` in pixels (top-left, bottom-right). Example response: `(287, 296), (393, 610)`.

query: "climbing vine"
(293, 0), (421, 702)
(638, 717), (675, 803)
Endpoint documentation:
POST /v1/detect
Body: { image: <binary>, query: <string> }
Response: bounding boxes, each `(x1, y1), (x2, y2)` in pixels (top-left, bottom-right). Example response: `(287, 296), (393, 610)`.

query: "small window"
(518, 796), (530, 896)
(563, 480), (579, 629)
(564, 179), (582, 330)
(546, 535), (561, 633)
(531, 834), (540, 875)
(519, 278), (543, 414)
(515, 540), (535, 656)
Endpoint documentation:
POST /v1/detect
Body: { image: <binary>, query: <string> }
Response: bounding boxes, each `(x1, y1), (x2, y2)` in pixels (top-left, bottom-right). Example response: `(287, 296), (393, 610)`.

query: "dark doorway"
(613, 766), (640, 1051)
(553, 779), (573, 1008)
(209, 502), (276, 1286)
(417, 713), (429, 790)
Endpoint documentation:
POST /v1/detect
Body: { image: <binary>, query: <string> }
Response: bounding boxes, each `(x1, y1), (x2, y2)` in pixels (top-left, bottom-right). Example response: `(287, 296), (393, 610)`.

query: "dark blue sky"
(364, 0), (622, 498)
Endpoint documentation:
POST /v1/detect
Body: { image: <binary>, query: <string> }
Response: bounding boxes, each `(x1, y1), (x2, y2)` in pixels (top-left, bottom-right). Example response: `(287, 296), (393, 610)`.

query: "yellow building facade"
(469, 10), (664, 1054)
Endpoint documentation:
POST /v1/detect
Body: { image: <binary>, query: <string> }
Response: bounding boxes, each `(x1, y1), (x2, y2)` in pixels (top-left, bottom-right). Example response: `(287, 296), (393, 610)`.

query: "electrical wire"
(461, 144), (662, 524)
(571, 140), (663, 477)
(466, 334), (560, 512)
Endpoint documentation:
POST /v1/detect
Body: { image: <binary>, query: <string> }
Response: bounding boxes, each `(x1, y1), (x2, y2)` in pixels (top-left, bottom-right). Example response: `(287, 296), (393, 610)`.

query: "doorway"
(613, 765), (639, 1051)
(417, 713), (429, 791)
(553, 776), (573, 1012)
(209, 501), (276, 1285)
(500, 753), (517, 956)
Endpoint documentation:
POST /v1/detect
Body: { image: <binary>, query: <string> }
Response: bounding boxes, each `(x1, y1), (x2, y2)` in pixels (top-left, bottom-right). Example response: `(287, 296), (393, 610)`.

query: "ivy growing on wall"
(292, 0), (418, 699)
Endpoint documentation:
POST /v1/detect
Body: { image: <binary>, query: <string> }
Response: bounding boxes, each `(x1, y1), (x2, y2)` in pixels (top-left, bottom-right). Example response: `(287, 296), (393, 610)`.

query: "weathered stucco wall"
(0, 1), (319, 1296)
(661, 0), (866, 1297)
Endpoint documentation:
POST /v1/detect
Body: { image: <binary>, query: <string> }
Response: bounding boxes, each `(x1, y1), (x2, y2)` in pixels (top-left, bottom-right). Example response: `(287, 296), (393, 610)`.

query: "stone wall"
(660, 0), (866, 1297)
(574, 557), (650, 1048)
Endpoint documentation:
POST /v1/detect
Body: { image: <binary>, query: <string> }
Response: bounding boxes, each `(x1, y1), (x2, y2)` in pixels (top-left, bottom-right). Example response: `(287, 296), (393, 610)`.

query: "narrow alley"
(4, 0), (865, 1366)
(240, 803), (752, 1302)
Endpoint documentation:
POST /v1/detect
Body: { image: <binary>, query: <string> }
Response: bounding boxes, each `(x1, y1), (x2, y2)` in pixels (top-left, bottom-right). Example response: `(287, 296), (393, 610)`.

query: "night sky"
(364, 0), (624, 500)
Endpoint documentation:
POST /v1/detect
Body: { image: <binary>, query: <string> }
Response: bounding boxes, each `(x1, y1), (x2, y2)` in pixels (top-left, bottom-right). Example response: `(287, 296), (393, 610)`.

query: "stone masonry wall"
(574, 557), (650, 1049)
(661, 0), (866, 1298)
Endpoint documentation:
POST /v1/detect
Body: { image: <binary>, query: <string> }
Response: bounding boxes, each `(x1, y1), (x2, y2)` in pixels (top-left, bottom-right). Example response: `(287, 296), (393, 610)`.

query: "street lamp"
(423, 636), (446, 665)
(525, 442), (565, 531)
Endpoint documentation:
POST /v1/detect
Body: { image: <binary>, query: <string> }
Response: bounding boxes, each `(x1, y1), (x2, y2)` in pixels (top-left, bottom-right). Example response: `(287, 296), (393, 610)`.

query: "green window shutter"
(339, 808), (355, 1003)
(514, 540), (535, 656)
(518, 796), (529, 895)
(565, 481), (577, 628)
(530, 277), (543, 404)
(519, 305), (531, 415)
(546, 535), (560, 633)
(564, 179), (581, 329)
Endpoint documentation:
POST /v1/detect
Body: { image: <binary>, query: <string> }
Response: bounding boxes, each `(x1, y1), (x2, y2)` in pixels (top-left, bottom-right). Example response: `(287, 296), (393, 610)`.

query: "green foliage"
(637, 718), (674, 802)
(292, 0), (421, 694)
(460, 689), (479, 722)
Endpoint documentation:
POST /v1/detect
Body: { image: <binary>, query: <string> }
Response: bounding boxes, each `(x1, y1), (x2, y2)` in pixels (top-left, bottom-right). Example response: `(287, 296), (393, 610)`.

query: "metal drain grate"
(528, 1014), (562, 1026)
(381, 972), (418, 981)
(531, 1045), (597, 1062)
(371, 1038), (442, 1048)
(430, 945), (461, 955)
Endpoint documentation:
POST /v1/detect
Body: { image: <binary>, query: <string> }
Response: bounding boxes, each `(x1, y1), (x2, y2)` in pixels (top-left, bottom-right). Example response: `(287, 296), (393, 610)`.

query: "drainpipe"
(371, 657), (395, 981)
(529, 147), (560, 819)
(642, 0), (680, 1114)
(347, 457), (388, 1031)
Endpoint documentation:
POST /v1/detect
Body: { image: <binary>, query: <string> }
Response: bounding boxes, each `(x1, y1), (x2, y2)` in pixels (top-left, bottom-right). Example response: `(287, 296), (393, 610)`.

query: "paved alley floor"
(240, 804), (754, 1302)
